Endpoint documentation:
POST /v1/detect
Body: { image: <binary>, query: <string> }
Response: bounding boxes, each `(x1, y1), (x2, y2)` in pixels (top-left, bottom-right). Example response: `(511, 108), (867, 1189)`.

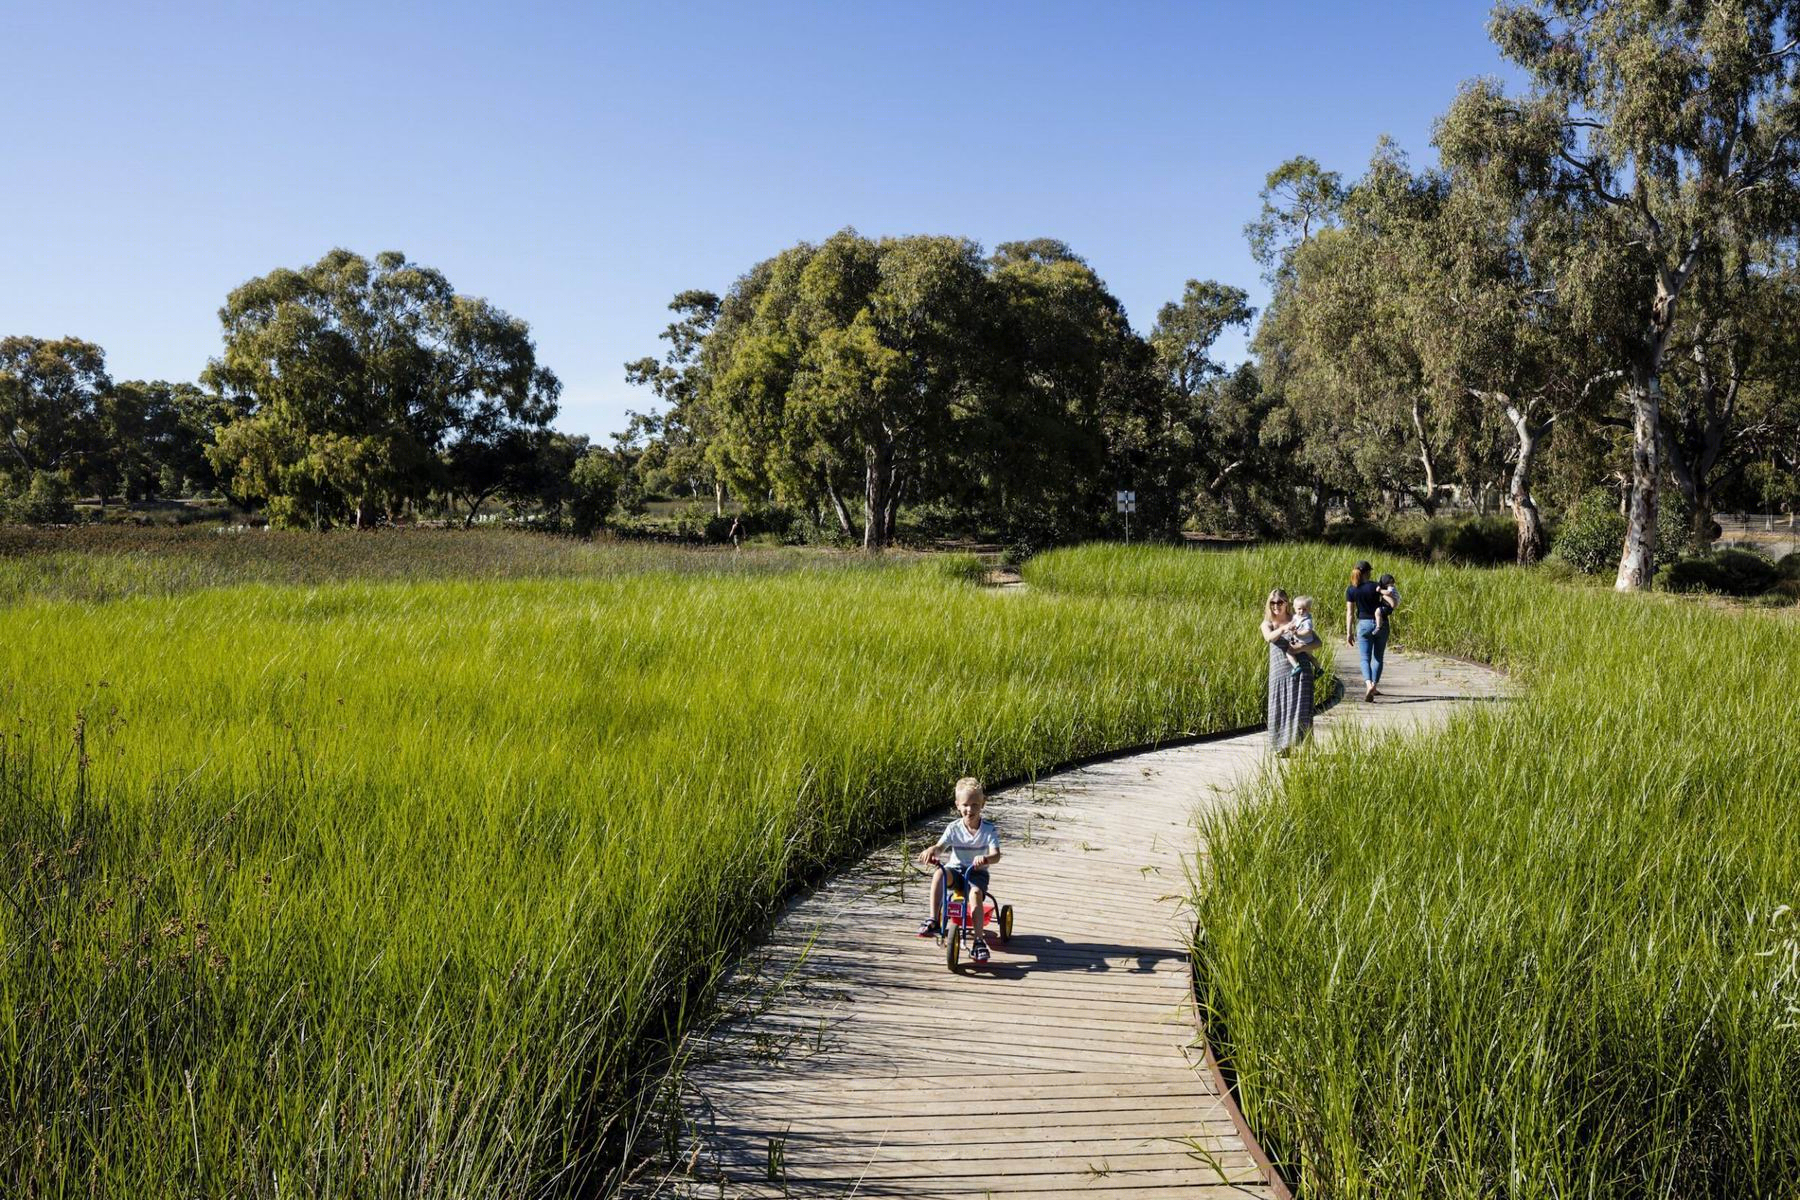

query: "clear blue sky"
(0, 1), (1519, 440)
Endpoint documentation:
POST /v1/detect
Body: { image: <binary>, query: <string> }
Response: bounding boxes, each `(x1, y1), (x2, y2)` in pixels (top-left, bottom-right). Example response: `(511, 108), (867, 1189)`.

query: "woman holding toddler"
(1261, 588), (1320, 754)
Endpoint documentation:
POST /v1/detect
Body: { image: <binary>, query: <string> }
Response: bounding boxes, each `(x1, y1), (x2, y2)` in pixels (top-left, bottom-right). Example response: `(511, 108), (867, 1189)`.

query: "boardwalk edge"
(1189, 969), (1298, 1200)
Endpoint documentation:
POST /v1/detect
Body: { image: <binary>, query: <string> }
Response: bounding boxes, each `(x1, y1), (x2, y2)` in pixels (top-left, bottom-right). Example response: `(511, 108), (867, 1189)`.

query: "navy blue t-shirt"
(1346, 581), (1385, 621)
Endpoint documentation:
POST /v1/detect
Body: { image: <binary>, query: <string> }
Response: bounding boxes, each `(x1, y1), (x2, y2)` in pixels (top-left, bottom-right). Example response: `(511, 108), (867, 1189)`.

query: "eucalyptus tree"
(83, 379), (206, 504)
(1245, 156), (1346, 282)
(1652, 234), (1800, 548)
(1253, 144), (1472, 520)
(966, 240), (1147, 540)
(1734, 246), (1800, 519)
(0, 336), (110, 497)
(1443, 0), (1800, 588)
(205, 249), (560, 528)
(114, 380), (235, 498)
(701, 230), (994, 549)
(1243, 155), (1356, 530)
(1148, 279), (1261, 528)
(623, 289), (723, 509)
(1419, 129), (1629, 562)
(1250, 244), (1370, 530)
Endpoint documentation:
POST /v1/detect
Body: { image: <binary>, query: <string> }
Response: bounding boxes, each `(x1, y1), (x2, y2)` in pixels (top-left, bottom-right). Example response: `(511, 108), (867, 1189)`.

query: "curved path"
(657, 642), (1508, 1198)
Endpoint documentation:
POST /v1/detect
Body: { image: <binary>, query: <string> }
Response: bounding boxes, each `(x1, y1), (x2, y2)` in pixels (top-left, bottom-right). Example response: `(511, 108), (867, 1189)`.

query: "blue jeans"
(1356, 618), (1389, 684)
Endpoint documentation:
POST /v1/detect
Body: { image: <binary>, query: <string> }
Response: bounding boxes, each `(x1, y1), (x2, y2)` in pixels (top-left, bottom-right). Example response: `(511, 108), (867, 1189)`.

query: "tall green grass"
(0, 526), (842, 606)
(1032, 545), (1800, 1198)
(2, 545), (1281, 1198)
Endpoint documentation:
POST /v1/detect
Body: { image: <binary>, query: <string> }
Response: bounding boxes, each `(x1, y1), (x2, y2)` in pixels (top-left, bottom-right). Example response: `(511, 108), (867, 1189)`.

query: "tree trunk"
(1410, 399), (1441, 517)
(1615, 370), (1661, 590)
(460, 487), (500, 529)
(863, 434), (893, 551)
(1504, 403), (1545, 565)
(882, 467), (903, 544)
(1305, 486), (1330, 535)
(714, 480), (724, 517)
(823, 475), (859, 542)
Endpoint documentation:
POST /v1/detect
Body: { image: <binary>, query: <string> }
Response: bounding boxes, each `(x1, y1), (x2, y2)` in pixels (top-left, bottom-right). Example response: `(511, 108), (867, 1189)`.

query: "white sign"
(1116, 490), (1136, 513)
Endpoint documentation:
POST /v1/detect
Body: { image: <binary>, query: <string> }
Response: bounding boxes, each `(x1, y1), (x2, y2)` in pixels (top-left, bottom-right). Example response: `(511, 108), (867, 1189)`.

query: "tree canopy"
(203, 249), (561, 528)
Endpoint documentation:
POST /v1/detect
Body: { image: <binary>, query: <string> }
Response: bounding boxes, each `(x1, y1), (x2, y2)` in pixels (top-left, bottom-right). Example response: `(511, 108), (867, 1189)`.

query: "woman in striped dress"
(1261, 588), (1318, 753)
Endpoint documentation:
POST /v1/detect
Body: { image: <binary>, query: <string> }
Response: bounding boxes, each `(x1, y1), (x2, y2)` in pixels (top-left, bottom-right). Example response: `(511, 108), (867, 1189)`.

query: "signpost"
(1116, 490), (1136, 544)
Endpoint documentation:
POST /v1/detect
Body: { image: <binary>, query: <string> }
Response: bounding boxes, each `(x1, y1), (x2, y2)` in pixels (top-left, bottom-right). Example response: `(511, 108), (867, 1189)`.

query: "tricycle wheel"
(945, 931), (962, 972)
(999, 905), (1014, 944)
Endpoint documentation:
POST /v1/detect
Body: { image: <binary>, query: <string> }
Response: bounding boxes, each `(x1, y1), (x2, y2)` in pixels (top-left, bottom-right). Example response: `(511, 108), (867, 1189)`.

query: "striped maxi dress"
(1267, 640), (1315, 752)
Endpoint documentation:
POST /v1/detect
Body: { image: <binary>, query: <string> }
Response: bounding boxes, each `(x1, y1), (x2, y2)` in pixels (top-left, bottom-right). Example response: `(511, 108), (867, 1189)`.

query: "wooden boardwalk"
(655, 644), (1506, 1198)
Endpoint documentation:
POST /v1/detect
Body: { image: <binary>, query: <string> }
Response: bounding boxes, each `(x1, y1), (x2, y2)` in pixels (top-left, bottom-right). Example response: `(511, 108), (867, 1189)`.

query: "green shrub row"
(1323, 513), (1519, 566)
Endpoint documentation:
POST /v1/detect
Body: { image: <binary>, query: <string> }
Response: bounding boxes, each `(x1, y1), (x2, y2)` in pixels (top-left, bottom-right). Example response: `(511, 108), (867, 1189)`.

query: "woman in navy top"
(1344, 559), (1391, 702)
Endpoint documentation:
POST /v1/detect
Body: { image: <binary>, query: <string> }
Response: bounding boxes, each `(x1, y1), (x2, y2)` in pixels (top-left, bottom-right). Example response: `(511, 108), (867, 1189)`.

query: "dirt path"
(656, 642), (1509, 1198)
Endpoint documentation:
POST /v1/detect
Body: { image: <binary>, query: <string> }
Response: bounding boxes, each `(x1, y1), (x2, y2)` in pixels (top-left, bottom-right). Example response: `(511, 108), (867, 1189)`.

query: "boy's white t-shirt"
(939, 817), (999, 869)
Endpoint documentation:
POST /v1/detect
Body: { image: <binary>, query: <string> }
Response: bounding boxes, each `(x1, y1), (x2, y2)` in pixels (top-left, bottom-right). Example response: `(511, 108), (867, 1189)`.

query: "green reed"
(1, 545), (1277, 1198)
(1030, 544), (1800, 1199)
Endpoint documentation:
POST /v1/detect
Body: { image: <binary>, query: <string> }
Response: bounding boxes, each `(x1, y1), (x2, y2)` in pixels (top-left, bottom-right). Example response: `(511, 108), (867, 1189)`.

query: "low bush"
(1433, 513), (1516, 564)
(933, 552), (989, 585)
(1749, 584), (1798, 607)
(1551, 489), (1627, 573)
(1777, 551), (1800, 580)
(1322, 513), (1518, 566)
(1654, 548), (1781, 596)
(1533, 556), (1578, 583)
(1, 470), (78, 525)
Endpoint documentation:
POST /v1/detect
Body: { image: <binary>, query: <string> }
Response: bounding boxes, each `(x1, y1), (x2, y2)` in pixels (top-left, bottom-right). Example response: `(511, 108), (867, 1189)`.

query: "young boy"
(1278, 595), (1317, 677)
(916, 777), (1002, 962)
(1375, 574), (1400, 633)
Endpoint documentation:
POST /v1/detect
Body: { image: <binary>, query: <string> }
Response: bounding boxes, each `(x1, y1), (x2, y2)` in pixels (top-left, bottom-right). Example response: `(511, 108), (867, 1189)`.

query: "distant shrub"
(1749, 583), (1798, 607)
(1319, 518), (1388, 551)
(2, 472), (77, 526)
(1535, 557), (1578, 583)
(1552, 490), (1627, 574)
(568, 452), (622, 537)
(1437, 515), (1517, 565)
(1656, 492), (1696, 567)
(1776, 552), (1800, 580)
(1325, 513), (1518, 566)
(934, 553), (988, 585)
(1654, 549), (1780, 596)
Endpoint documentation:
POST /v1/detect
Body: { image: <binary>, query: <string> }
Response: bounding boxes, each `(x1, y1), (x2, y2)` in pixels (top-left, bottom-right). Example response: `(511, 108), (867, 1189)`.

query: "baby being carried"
(1277, 595), (1316, 677)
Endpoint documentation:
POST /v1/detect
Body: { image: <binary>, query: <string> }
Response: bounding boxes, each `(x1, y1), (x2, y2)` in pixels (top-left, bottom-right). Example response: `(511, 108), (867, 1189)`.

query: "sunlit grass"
(1033, 545), (1800, 1198)
(2, 542), (1286, 1198)
(0, 526), (848, 606)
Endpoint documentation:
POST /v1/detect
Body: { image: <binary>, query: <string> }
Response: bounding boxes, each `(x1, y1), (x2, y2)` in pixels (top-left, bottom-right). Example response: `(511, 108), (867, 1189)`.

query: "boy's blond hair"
(1292, 595), (1314, 613)
(954, 777), (985, 807)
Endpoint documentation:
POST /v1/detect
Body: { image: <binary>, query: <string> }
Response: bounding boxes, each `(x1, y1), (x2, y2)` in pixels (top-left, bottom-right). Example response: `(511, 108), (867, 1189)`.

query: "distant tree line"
(1, 250), (622, 532)
(5, 2), (1797, 587)
(1233, 0), (1800, 586)
(619, 232), (1254, 549)
(618, 2), (1800, 584)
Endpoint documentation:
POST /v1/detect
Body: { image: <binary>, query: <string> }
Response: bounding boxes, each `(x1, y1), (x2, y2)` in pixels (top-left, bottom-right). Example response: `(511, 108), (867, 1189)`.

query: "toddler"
(1279, 595), (1316, 677)
(1375, 574), (1400, 632)
(916, 777), (1002, 963)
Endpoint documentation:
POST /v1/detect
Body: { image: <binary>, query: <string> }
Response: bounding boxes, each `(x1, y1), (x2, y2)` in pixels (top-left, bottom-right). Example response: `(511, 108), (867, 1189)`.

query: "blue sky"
(0, 1), (1519, 439)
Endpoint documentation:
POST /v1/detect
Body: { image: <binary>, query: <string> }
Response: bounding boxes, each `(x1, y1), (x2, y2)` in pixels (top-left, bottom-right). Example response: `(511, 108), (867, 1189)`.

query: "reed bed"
(1031, 544), (1800, 1199)
(1, 544), (1275, 1198)
(0, 526), (843, 607)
